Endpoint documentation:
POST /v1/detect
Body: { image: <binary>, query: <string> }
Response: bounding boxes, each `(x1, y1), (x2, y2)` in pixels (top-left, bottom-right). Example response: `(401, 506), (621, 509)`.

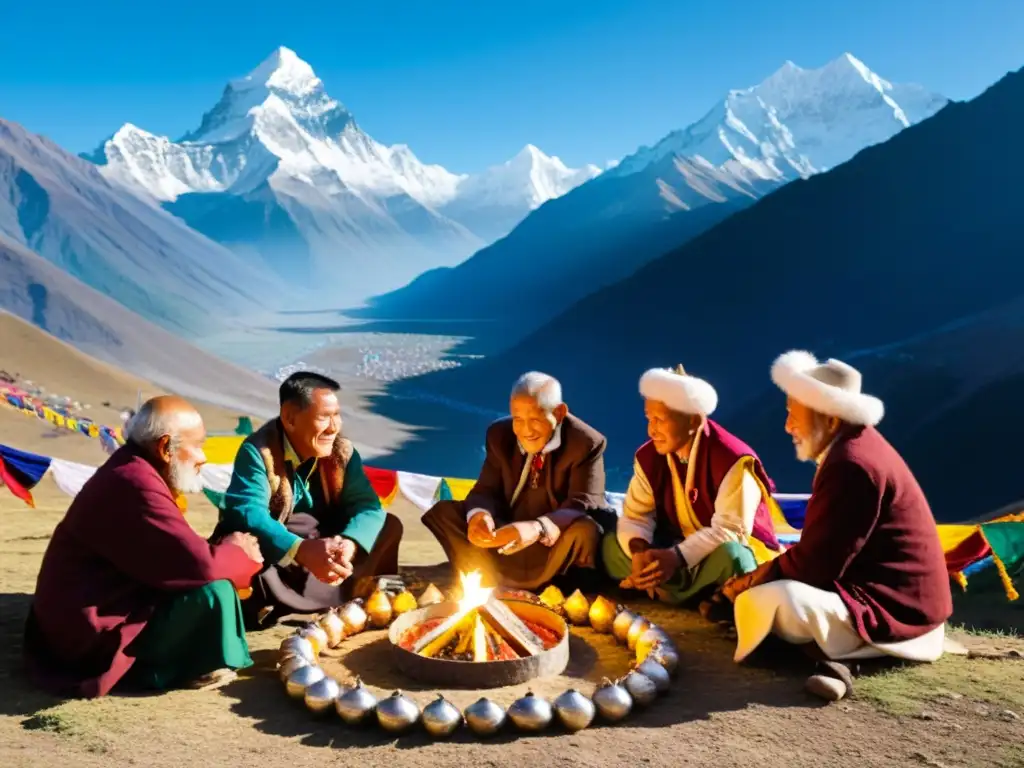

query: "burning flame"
(456, 570), (493, 613)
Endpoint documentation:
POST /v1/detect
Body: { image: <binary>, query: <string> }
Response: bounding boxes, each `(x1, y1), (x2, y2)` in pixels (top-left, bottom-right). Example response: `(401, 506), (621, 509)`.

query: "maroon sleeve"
(548, 434), (607, 530)
(773, 461), (882, 589)
(85, 479), (261, 592)
(463, 424), (507, 518)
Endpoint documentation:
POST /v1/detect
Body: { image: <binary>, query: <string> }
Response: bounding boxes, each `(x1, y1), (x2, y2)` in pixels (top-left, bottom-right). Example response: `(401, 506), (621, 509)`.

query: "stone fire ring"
(388, 600), (570, 688)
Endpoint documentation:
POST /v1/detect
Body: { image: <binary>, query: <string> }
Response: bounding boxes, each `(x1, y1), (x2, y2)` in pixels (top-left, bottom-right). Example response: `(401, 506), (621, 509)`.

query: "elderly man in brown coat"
(422, 372), (610, 591)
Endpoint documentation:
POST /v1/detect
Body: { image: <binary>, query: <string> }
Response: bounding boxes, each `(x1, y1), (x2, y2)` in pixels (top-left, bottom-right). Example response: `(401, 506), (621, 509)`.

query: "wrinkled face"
(510, 395), (565, 454)
(785, 397), (835, 462)
(644, 399), (695, 455)
(283, 388), (342, 460)
(161, 423), (207, 495)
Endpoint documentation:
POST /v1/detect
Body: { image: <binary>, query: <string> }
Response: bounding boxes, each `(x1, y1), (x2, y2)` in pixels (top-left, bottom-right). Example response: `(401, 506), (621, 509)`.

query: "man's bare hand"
(331, 537), (358, 570)
(296, 537), (350, 584)
(222, 532), (264, 565)
(468, 511), (501, 548)
(721, 561), (774, 603)
(632, 548), (681, 591)
(629, 546), (654, 585)
(496, 521), (543, 556)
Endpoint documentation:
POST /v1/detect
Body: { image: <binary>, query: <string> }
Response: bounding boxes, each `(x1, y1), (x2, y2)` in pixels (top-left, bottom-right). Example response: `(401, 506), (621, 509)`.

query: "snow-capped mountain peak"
(436, 144), (602, 238)
(85, 47), (601, 299)
(233, 46), (322, 97)
(613, 52), (947, 179)
(181, 46), (350, 147)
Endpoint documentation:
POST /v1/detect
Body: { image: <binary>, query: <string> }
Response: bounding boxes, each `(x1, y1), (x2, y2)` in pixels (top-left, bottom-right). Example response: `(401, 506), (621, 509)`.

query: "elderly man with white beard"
(24, 396), (264, 698)
(721, 352), (953, 701)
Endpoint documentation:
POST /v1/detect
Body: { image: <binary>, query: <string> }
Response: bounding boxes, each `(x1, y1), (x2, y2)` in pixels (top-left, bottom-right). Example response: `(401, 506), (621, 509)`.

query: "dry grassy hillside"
(0, 311), (254, 441)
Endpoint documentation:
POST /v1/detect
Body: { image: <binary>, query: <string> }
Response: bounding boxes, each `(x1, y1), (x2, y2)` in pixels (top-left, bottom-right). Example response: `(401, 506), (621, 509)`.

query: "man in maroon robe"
(722, 351), (953, 701)
(602, 364), (783, 605)
(24, 396), (264, 698)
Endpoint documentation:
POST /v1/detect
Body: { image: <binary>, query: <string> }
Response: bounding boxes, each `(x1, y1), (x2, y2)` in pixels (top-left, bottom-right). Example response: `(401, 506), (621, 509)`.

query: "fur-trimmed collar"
(247, 418), (353, 522)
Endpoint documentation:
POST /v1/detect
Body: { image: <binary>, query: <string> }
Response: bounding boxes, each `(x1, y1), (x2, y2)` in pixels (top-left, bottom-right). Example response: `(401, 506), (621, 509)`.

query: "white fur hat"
(639, 365), (718, 416)
(771, 350), (884, 427)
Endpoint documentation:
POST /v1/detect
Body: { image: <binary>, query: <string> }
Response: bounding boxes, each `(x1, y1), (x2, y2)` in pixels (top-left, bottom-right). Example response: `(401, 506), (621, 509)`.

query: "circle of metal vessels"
(277, 571), (681, 740)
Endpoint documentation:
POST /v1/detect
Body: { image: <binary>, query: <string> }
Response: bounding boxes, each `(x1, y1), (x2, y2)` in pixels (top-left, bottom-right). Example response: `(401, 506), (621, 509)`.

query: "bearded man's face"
(165, 425), (207, 495)
(785, 397), (834, 462)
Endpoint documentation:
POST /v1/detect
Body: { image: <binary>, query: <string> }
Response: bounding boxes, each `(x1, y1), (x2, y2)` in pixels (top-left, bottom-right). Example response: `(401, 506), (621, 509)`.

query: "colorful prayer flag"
(0, 445), (52, 507)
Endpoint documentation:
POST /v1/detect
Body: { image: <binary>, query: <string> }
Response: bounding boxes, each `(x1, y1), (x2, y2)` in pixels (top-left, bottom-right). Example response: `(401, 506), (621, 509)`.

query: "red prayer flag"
(364, 465), (398, 505)
(0, 454), (35, 507)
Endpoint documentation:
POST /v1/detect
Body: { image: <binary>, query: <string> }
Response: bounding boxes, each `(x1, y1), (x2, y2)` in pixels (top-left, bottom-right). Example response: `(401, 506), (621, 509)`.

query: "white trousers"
(733, 579), (946, 664)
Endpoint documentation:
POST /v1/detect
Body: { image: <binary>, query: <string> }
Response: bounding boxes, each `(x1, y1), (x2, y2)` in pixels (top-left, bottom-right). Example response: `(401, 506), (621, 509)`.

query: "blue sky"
(1, 0), (1021, 173)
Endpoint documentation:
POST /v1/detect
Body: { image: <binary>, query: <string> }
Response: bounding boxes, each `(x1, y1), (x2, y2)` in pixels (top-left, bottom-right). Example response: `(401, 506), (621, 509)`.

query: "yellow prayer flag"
(203, 435), (246, 465)
(936, 524), (979, 553)
(444, 477), (476, 501)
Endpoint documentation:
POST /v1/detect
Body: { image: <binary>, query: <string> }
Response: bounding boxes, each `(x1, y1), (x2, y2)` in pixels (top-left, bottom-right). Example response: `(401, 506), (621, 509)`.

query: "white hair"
(510, 371), (563, 411)
(126, 400), (203, 447)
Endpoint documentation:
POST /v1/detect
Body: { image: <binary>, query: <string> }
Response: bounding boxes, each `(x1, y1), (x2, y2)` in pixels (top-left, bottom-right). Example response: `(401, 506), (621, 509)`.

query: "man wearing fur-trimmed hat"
(602, 365), (784, 605)
(723, 351), (953, 701)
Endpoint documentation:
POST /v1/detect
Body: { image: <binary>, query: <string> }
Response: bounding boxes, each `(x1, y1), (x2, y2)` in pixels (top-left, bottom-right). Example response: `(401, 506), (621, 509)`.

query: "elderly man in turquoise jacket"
(216, 371), (403, 628)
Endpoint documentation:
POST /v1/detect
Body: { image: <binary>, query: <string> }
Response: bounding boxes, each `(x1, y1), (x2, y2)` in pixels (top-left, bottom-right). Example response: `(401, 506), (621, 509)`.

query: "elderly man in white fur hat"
(722, 351), (953, 701)
(601, 365), (784, 605)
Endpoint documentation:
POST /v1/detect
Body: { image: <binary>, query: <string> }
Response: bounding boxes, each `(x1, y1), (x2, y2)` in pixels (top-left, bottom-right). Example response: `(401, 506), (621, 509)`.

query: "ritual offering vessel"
(298, 622), (328, 656)
(464, 697), (506, 736)
(621, 669), (658, 707)
(592, 678), (633, 722)
(366, 587), (394, 628)
(422, 694), (462, 738)
(286, 664), (325, 699)
(335, 678), (378, 725)
(626, 616), (652, 650)
(507, 691), (553, 732)
(538, 584), (566, 613)
(280, 635), (316, 663)
(338, 600), (368, 635)
(318, 609), (345, 648)
(278, 654), (310, 682)
(389, 571), (569, 687)
(391, 589), (418, 616)
(587, 595), (617, 633)
(553, 688), (596, 732)
(563, 589), (591, 625)
(304, 676), (341, 713)
(416, 583), (445, 607)
(612, 608), (637, 644)
(649, 644), (680, 677)
(376, 690), (420, 733)
(636, 659), (671, 694)
(636, 626), (672, 661)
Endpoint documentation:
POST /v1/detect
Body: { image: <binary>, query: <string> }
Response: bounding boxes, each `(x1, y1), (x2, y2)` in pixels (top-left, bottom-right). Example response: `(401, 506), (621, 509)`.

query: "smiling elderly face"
(785, 397), (838, 462)
(510, 394), (563, 454)
(644, 399), (698, 455)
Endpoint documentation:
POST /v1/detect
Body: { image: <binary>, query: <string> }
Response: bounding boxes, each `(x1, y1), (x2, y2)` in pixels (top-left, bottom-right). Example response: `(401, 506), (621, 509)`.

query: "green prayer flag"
(981, 521), (1024, 578)
(436, 479), (453, 501)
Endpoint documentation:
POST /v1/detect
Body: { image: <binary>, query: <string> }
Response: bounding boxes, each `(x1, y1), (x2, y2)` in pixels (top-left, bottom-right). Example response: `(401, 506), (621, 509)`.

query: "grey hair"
(510, 371), (563, 411)
(126, 400), (203, 447)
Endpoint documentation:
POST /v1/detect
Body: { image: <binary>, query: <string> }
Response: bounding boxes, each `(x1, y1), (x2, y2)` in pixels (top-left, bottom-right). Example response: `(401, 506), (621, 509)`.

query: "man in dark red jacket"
(723, 351), (952, 701)
(24, 396), (264, 698)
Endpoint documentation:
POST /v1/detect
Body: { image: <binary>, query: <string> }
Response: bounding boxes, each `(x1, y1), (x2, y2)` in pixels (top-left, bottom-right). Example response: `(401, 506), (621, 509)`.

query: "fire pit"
(388, 571), (569, 686)
(275, 571), (682, 740)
